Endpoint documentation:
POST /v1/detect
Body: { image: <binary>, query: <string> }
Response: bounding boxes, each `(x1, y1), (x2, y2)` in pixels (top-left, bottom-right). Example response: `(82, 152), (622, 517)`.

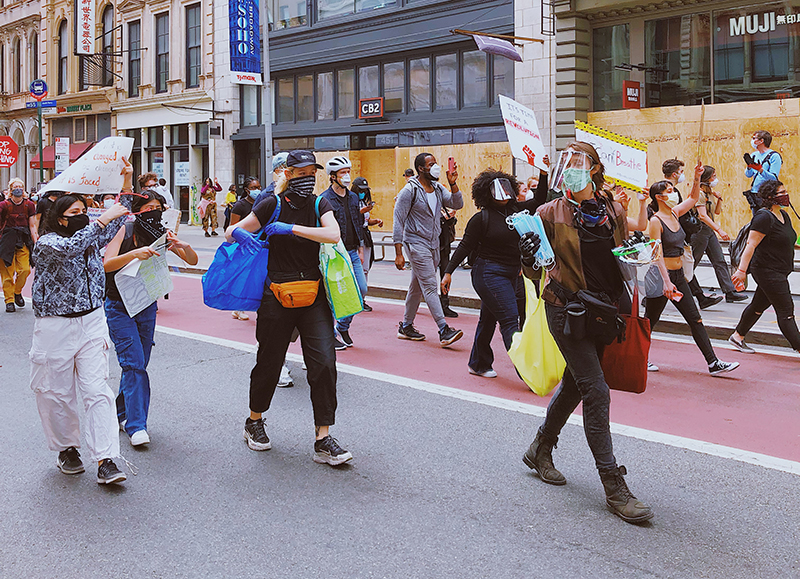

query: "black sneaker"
(697, 295), (723, 310)
(313, 435), (353, 466)
(726, 292), (749, 303)
(728, 334), (755, 354)
(362, 302), (373, 312)
(5, 302), (15, 313)
(397, 321), (425, 341)
(442, 306), (459, 318)
(709, 360), (740, 376)
(333, 337), (348, 351)
(244, 417), (271, 450)
(14, 294), (24, 308)
(339, 330), (354, 347)
(439, 325), (463, 347)
(204, 231), (211, 237)
(57, 446), (85, 475)
(211, 230), (219, 236)
(97, 458), (126, 484)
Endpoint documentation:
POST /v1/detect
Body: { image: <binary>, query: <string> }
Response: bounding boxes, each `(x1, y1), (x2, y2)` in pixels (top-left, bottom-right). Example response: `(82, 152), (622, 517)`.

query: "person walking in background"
(138, 172), (159, 192)
(393, 152), (463, 346)
(34, 187), (62, 237)
(156, 178), (175, 209)
(223, 184), (238, 230)
(744, 130), (782, 216)
(228, 177), (260, 323)
(438, 206), (459, 318)
(351, 176), (382, 312)
(403, 168), (414, 182)
(256, 153), (290, 202)
(0, 180), (37, 313)
(730, 180), (800, 354)
(200, 177), (222, 237)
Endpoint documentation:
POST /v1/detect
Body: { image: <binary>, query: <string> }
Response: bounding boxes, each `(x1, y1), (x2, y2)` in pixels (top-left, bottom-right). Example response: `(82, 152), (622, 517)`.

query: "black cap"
(352, 177), (370, 191)
(286, 150), (323, 169)
(403, 168), (414, 177)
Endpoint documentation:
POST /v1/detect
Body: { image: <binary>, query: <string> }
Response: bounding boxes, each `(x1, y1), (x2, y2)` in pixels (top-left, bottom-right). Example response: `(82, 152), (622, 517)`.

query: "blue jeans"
(336, 248), (368, 333)
(468, 258), (521, 373)
(105, 298), (158, 436)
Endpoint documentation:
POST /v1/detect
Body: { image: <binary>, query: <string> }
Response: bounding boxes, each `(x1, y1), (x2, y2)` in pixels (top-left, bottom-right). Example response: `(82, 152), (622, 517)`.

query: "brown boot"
(599, 466), (654, 524)
(523, 432), (566, 485)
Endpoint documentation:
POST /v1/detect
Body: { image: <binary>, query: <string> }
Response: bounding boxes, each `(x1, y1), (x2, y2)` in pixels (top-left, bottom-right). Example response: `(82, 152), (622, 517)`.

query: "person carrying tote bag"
(600, 284), (650, 394)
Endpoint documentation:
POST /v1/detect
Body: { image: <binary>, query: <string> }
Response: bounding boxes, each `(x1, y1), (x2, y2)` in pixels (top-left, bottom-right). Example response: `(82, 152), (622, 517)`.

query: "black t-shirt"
(36, 196), (56, 234)
(252, 193), (334, 281)
(579, 223), (624, 300)
(231, 197), (254, 221)
(751, 209), (797, 275)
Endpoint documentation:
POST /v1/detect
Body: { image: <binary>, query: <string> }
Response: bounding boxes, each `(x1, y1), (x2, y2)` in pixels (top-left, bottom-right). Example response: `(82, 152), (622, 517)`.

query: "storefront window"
(337, 69), (355, 118)
(593, 24), (629, 111)
(241, 85), (260, 127)
(359, 65), (380, 100)
(399, 129), (452, 146)
(314, 135), (350, 150)
(492, 54), (514, 104)
(435, 53), (457, 110)
(318, 0), (394, 21)
(383, 61), (404, 113)
(317, 72), (334, 120)
(462, 51), (487, 107)
(171, 124), (189, 145)
(297, 74), (314, 121)
(409, 58), (430, 111)
(273, 0), (307, 30)
(278, 77), (294, 123)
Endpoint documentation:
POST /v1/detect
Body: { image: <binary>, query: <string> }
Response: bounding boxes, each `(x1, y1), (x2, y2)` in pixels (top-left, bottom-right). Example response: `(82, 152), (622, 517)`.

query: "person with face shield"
(321, 156), (369, 349)
(29, 158), (134, 485)
(351, 176), (382, 312)
(0, 179), (37, 312)
(644, 170), (740, 376)
(519, 142), (654, 524)
(225, 150), (353, 466)
(730, 180), (800, 353)
(103, 190), (198, 447)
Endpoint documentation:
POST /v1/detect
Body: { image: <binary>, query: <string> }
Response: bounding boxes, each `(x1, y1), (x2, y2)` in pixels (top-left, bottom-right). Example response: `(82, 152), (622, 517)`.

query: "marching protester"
(156, 178), (175, 209)
(103, 190), (198, 447)
(520, 141), (654, 524)
(200, 177), (222, 237)
(138, 172), (159, 193)
(393, 152), (464, 346)
(439, 206), (459, 318)
(227, 177), (259, 323)
(351, 176), (382, 312)
(730, 180), (800, 353)
(34, 187), (62, 236)
(321, 156), (369, 349)
(0, 179), (37, 312)
(223, 184), (238, 230)
(29, 158), (133, 485)
(744, 130), (782, 216)
(225, 150), (353, 466)
(644, 166), (740, 376)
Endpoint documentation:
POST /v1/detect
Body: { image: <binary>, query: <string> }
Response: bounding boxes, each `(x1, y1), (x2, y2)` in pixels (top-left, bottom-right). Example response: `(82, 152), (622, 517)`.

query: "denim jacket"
(321, 186), (364, 249)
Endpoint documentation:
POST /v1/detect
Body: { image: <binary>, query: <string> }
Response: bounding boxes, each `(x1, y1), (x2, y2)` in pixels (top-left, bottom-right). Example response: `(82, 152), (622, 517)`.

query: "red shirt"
(0, 199), (36, 232)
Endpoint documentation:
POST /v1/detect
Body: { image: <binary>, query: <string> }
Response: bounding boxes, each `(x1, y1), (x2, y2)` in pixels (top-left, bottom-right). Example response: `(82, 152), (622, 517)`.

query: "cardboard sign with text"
(574, 120), (648, 192)
(39, 137), (134, 197)
(498, 95), (548, 172)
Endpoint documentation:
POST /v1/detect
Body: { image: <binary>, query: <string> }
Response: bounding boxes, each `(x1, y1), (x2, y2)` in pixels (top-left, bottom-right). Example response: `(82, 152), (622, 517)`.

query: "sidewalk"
(172, 224), (800, 349)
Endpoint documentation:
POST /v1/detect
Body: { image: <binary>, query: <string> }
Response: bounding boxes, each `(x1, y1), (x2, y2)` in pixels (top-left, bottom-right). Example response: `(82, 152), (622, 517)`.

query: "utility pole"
(259, 0), (272, 182)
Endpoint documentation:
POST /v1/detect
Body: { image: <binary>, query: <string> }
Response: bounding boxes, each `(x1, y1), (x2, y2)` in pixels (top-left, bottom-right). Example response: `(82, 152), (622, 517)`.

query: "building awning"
(29, 142), (95, 169)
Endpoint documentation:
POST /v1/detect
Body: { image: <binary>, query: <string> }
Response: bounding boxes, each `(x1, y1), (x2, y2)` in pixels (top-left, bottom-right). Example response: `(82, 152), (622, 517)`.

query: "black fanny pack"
(552, 281), (626, 345)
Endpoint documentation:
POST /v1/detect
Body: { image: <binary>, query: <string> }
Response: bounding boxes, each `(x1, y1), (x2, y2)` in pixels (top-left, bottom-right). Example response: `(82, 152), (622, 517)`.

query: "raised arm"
(673, 160), (703, 217)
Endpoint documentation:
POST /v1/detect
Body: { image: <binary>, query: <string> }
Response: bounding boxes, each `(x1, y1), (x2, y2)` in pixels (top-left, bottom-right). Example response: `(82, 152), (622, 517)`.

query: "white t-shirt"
(425, 191), (437, 214)
(156, 185), (175, 208)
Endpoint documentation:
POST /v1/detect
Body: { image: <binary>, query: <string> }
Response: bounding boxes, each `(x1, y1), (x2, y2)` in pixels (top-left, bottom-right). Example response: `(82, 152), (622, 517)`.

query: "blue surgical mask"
(358, 192), (366, 201)
(249, 189), (259, 199)
(562, 168), (592, 193)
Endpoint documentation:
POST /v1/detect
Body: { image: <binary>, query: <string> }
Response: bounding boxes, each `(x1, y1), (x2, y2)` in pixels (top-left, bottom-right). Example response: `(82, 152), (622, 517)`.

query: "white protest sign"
(174, 162), (190, 186)
(498, 95), (548, 172)
(115, 233), (173, 317)
(39, 137), (134, 196)
(574, 120), (648, 192)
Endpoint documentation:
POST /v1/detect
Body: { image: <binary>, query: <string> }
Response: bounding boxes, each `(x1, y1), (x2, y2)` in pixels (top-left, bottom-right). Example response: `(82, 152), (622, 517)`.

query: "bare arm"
(626, 192), (648, 231)
(28, 214), (38, 243)
(731, 230), (766, 289)
(673, 161), (704, 217)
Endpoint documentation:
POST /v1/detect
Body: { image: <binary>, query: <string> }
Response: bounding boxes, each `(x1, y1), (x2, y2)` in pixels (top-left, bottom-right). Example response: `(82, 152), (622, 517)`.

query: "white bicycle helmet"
(325, 156), (352, 175)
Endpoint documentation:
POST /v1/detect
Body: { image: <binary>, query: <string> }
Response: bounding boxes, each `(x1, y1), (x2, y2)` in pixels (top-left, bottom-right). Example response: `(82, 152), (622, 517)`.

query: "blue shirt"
(745, 149), (782, 192)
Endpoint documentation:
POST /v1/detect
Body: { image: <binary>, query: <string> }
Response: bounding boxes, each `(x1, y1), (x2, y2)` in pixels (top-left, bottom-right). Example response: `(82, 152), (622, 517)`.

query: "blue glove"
(231, 227), (261, 254)
(262, 222), (294, 237)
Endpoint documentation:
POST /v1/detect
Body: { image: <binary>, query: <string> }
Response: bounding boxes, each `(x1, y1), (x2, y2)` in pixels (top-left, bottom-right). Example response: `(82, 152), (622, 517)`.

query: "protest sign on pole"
(115, 233), (173, 317)
(574, 120), (648, 192)
(498, 95), (548, 172)
(39, 137), (134, 196)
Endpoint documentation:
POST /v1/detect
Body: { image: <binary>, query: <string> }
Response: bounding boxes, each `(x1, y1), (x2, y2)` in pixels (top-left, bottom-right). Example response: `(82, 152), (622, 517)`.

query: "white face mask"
(664, 192), (680, 208)
(340, 174), (351, 187)
(103, 198), (115, 209)
(676, 173), (686, 184)
(709, 178), (719, 187)
(751, 139), (758, 149)
(429, 164), (442, 180)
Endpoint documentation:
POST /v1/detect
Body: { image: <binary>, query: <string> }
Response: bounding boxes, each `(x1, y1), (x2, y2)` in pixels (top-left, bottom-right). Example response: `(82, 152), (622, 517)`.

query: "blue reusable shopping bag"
(202, 195), (281, 311)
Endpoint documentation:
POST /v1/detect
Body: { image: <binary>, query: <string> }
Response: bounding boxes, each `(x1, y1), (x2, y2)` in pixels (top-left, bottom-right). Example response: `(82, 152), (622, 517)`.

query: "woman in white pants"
(30, 159), (133, 485)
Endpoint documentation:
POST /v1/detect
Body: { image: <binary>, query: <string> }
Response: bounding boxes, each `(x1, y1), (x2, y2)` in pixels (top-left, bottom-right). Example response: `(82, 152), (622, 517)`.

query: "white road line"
(156, 325), (800, 477)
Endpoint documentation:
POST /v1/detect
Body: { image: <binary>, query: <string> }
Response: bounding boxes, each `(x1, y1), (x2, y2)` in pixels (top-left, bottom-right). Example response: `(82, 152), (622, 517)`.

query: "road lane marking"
(156, 325), (800, 477)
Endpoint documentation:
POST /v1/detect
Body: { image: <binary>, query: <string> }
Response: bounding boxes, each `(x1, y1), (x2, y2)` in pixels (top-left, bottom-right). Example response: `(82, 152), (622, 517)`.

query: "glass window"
(12, 39), (19, 93)
(273, 0), (307, 29)
(356, 0), (394, 13)
(58, 20), (68, 94)
(241, 84), (260, 126)
(399, 129), (452, 146)
(317, 72), (334, 120)
(86, 116), (96, 142)
(274, 137), (312, 151)
(171, 124), (189, 145)
(383, 61), (404, 113)
(148, 127), (163, 148)
(337, 69), (355, 118)
(186, 4), (202, 88)
(126, 129), (142, 148)
(128, 21), (141, 96)
(462, 51), (487, 107)
(0, 46), (4, 94)
(30, 33), (38, 86)
(155, 13), (170, 93)
(297, 74), (314, 121)
(492, 54), (514, 104)
(318, 0), (352, 20)
(409, 58), (430, 112)
(314, 135), (350, 150)
(593, 24), (629, 111)
(359, 65), (380, 100)
(277, 77), (294, 122)
(75, 118), (86, 142)
(435, 53), (457, 110)
(645, 15), (710, 107)
(196, 122), (209, 145)
(453, 126), (508, 144)
(102, 6), (114, 86)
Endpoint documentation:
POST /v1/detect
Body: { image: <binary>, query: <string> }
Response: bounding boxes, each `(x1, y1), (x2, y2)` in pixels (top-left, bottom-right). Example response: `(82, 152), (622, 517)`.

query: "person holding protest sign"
(103, 190), (198, 447)
(29, 158), (134, 485)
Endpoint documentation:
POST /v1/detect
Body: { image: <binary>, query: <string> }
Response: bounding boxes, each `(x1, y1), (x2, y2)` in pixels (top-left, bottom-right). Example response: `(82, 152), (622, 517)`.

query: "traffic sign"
(30, 79), (48, 101)
(25, 100), (57, 109)
(0, 136), (19, 168)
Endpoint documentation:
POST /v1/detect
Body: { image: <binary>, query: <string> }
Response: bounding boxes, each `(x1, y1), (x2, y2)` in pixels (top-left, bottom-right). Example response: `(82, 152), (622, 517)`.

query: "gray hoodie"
(392, 177), (463, 247)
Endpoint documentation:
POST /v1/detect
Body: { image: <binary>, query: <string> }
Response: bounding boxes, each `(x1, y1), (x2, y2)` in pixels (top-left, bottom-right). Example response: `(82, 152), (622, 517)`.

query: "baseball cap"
(272, 152), (289, 172)
(286, 150), (323, 170)
(351, 177), (370, 191)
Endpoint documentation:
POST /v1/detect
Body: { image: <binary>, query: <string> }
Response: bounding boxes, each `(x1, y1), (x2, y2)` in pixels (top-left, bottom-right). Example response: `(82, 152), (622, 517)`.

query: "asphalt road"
(1, 304), (799, 579)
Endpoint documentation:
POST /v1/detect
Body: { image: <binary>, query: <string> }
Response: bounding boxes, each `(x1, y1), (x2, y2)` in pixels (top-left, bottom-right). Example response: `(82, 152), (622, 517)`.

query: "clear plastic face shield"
(491, 178), (515, 202)
(551, 149), (595, 194)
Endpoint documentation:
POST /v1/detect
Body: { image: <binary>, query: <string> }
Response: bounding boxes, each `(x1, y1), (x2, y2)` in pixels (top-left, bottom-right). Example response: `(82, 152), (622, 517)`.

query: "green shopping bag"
(319, 240), (363, 321)
(507, 273), (566, 396)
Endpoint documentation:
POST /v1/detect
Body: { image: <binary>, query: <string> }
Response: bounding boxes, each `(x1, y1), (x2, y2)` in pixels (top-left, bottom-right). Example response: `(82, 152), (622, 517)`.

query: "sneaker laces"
(119, 454), (139, 476)
(64, 446), (81, 462)
(248, 418), (268, 442)
(319, 436), (345, 455)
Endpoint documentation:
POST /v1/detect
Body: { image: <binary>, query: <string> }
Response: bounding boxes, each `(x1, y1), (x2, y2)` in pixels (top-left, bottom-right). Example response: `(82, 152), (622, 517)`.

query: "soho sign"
(232, 0), (257, 57)
(728, 11), (799, 36)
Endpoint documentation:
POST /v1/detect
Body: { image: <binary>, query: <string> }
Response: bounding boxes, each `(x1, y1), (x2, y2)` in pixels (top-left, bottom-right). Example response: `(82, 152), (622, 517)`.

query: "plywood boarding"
(589, 99), (800, 236)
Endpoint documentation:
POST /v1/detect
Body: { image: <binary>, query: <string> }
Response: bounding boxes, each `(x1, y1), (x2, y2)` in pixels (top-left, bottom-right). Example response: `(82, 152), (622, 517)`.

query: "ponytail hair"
(648, 180), (672, 213)
(274, 171), (289, 195)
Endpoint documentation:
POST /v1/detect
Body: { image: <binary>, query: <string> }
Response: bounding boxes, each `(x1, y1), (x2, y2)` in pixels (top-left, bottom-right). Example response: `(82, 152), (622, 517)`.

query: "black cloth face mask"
(134, 209), (166, 245)
(55, 214), (90, 237)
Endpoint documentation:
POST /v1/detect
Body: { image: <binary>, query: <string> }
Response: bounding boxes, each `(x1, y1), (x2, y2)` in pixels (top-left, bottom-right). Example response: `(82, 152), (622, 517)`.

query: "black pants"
(645, 268), (717, 365)
(736, 267), (800, 351)
(439, 234), (451, 305)
(250, 289), (338, 425)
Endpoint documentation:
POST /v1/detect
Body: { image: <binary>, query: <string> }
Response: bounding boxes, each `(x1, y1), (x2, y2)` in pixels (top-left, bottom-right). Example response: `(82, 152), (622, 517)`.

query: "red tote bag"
(601, 285), (651, 394)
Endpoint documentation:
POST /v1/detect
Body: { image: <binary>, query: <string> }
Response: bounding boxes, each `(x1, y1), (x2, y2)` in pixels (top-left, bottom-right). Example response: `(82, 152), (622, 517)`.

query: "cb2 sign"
(359, 97), (384, 120)
(0, 136), (19, 168)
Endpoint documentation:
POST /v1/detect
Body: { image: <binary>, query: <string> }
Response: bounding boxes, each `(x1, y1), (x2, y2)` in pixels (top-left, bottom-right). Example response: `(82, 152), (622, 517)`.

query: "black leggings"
(645, 268), (718, 365)
(736, 267), (800, 351)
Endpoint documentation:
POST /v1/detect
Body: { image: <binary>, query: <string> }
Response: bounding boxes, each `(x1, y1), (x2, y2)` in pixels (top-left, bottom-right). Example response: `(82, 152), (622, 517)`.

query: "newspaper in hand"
(115, 233), (173, 317)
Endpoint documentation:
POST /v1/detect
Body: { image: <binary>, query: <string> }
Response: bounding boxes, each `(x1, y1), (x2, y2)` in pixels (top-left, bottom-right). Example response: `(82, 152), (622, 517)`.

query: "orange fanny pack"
(270, 280), (319, 308)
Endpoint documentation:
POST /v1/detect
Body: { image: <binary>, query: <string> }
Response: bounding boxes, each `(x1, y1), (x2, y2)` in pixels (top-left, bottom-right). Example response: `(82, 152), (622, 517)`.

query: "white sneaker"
(278, 364), (293, 388)
(468, 367), (498, 378)
(130, 430), (150, 446)
(647, 361), (659, 372)
(119, 420), (127, 432)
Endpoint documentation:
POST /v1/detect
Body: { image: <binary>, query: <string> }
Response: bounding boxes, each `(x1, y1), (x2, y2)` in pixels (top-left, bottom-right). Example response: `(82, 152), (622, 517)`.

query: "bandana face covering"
(134, 209), (166, 245)
(774, 194), (791, 207)
(287, 175), (317, 198)
(56, 214), (90, 237)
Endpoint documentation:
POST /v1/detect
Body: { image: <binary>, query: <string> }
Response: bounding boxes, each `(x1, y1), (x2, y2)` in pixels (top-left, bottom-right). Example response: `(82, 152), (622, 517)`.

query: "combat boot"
(523, 432), (566, 485)
(599, 465), (654, 524)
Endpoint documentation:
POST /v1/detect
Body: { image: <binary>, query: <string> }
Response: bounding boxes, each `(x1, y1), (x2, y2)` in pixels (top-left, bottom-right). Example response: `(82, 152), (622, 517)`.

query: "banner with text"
(75, 0), (96, 55)
(39, 137), (134, 196)
(498, 95), (548, 172)
(574, 120), (648, 192)
(229, 0), (262, 85)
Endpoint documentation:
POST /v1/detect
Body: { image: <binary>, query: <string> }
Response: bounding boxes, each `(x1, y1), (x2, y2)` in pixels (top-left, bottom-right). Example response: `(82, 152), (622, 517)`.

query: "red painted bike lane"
(158, 275), (800, 464)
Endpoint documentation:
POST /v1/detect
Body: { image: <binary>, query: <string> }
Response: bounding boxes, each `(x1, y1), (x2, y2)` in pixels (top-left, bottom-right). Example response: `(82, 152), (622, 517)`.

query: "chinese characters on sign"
(622, 80), (640, 110)
(76, 0), (95, 55)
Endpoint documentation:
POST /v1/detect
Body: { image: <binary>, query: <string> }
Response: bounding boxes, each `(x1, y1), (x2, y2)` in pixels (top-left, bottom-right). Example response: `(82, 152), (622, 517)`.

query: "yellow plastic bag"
(507, 274), (566, 396)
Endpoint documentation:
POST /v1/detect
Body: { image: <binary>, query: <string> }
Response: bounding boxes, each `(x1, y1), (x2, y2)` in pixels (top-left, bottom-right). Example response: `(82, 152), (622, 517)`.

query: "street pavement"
(2, 272), (799, 578)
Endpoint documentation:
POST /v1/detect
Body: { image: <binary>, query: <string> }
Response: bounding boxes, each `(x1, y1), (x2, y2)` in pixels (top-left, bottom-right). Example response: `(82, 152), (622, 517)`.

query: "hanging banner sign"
(229, 0), (262, 85)
(75, 0), (96, 55)
(0, 136), (19, 168)
(574, 120), (648, 192)
(498, 95), (548, 172)
(55, 137), (70, 173)
(39, 136), (134, 196)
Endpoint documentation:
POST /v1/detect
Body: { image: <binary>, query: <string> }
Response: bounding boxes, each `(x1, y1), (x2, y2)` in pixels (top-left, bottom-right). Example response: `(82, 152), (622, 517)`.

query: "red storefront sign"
(0, 136), (19, 168)
(623, 80), (641, 109)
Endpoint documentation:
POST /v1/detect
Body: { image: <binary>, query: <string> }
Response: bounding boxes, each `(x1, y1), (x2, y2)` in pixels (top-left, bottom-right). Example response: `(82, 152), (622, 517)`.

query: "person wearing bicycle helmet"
(320, 156), (369, 349)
